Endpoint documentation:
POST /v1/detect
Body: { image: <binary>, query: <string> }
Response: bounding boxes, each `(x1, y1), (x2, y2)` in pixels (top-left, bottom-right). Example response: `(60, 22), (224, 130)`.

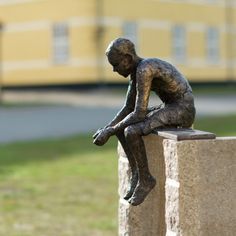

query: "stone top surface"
(153, 128), (216, 141)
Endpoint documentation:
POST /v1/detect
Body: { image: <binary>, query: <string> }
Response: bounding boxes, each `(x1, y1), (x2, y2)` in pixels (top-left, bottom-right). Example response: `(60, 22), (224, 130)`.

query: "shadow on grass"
(0, 133), (117, 176)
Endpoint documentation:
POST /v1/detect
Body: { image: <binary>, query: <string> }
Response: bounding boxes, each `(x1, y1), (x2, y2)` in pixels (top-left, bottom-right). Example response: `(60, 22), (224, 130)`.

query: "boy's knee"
(124, 125), (140, 139)
(115, 129), (125, 138)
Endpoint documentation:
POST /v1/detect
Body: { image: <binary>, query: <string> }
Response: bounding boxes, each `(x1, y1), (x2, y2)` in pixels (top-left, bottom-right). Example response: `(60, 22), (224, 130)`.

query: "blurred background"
(0, 0), (235, 235)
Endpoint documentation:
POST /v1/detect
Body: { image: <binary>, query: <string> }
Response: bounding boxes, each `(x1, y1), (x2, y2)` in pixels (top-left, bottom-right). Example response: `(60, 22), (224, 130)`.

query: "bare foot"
(124, 171), (138, 200)
(128, 175), (156, 206)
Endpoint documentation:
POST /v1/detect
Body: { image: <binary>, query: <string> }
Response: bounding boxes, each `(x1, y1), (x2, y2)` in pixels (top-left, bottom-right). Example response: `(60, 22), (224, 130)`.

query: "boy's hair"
(105, 38), (136, 57)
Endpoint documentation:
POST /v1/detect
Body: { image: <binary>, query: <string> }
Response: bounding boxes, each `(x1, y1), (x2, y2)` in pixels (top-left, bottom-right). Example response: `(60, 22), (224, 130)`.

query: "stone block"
(118, 130), (236, 236)
(118, 135), (166, 236)
(164, 137), (236, 236)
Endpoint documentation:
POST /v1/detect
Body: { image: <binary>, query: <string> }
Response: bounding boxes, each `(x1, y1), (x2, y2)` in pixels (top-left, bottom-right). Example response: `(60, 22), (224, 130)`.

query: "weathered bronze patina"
(93, 38), (195, 206)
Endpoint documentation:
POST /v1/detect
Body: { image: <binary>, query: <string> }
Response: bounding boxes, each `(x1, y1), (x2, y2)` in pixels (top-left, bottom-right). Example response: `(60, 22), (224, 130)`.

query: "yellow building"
(0, 0), (235, 87)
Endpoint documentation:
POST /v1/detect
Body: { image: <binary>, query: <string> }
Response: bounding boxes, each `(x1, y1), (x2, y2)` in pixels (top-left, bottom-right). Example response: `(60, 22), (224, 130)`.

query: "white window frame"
(52, 23), (69, 64)
(206, 27), (219, 64)
(172, 25), (186, 63)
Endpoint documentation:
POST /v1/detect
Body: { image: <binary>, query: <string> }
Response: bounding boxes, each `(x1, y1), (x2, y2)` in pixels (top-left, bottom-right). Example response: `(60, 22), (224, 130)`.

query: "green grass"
(192, 84), (236, 95)
(0, 114), (235, 236)
(0, 135), (118, 236)
(195, 114), (236, 136)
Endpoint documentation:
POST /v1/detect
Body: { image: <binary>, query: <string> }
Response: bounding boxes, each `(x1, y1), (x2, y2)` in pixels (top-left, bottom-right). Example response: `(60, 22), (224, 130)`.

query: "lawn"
(194, 114), (236, 136)
(0, 135), (118, 236)
(0, 114), (235, 236)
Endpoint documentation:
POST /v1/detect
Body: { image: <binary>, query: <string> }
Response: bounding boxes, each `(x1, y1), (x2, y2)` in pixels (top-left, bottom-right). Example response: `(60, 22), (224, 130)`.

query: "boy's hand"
(93, 128), (103, 139)
(93, 127), (115, 146)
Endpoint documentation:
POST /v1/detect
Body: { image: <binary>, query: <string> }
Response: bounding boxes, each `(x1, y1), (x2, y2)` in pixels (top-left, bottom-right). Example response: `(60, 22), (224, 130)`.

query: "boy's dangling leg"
(124, 125), (156, 206)
(116, 130), (139, 200)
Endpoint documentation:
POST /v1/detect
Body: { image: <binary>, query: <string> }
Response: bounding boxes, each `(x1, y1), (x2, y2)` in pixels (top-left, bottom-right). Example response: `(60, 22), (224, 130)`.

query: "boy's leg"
(124, 105), (194, 205)
(124, 123), (158, 206)
(123, 107), (177, 206)
(116, 130), (139, 200)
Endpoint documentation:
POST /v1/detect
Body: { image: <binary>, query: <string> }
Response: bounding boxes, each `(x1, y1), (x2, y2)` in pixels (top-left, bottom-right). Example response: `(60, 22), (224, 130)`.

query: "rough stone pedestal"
(118, 129), (236, 236)
(118, 135), (166, 236)
(164, 137), (236, 236)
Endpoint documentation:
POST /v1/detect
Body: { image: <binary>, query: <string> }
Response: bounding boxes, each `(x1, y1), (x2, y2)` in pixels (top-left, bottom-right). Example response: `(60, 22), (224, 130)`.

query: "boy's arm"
(93, 64), (153, 146)
(93, 79), (136, 139)
(106, 79), (136, 127)
(112, 65), (153, 132)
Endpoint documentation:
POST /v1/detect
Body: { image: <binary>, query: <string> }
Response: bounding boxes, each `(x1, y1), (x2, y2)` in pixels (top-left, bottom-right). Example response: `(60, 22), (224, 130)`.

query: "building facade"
(0, 0), (235, 87)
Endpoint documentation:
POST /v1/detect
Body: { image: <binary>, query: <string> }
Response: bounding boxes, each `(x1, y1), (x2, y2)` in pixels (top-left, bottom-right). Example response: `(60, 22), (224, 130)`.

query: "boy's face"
(107, 52), (132, 78)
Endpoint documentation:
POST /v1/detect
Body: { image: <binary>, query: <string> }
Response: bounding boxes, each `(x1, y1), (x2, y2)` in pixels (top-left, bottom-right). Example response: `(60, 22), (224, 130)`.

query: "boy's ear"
(123, 54), (133, 65)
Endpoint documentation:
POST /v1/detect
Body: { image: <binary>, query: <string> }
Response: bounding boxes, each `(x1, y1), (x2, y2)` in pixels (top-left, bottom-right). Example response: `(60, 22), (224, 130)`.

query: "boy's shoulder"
(137, 58), (176, 73)
(136, 58), (162, 75)
(137, 58), (169, 68)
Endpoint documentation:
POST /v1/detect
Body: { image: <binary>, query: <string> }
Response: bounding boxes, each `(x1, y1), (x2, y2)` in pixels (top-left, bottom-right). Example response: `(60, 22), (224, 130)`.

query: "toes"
(123, 184), (136, 200)
(124, 191), (132, 200)
(124, 173), (139, 200)
(128, 177), (156, 206)
(128, 196), (144, 206)
(124, 186), (134, 200)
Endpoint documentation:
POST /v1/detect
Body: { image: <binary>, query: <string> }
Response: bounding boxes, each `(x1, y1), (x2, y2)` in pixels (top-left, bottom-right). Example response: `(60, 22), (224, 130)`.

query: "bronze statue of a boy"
(93, 38), (195, 206)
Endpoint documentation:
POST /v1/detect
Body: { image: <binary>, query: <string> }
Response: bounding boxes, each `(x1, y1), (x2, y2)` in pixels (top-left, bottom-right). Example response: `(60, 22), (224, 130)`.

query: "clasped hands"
(93, 126), (116, 146)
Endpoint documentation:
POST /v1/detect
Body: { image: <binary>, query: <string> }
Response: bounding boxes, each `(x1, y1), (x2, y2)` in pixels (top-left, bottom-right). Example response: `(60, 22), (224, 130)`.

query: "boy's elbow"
(134, 111), (146, 121)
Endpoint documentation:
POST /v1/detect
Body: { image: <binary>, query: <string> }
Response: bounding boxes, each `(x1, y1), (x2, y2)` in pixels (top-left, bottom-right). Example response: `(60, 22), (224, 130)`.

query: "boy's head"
(105, 38), (137, 77)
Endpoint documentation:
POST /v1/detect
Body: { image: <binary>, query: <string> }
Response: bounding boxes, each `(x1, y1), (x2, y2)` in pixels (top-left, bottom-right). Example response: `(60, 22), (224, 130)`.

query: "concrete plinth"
(118, 130), (236, 236)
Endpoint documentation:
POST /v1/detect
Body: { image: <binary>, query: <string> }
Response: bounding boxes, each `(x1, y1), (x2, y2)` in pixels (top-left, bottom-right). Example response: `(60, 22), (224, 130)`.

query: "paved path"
(0, 91), (235, 143)
(0, 105), (118, 143)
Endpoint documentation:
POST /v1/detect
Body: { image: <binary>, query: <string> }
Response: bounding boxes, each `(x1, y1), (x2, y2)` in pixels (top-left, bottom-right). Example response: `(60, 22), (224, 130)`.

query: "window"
(52, 23), (69, 64)
(206, 27), (219, 63)
(122, 21), (138, 47)
(172, 25), (186, 63)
